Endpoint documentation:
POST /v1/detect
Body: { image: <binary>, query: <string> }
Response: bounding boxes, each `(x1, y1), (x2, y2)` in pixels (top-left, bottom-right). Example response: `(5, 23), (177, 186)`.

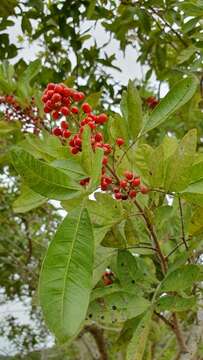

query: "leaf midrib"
(15, 151), (79, 191)
(60, 207), (84, 329)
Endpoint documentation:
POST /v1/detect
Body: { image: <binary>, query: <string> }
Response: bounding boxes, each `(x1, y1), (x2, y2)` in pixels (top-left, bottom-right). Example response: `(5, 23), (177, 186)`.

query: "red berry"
(102, 156), (108, 165)
(77, 92), (85, 101)
(44, 105), (52, 113)
(113, 187), (120, 193)
(71, 147), (80, 154)
(46, 90), (54, 98)
(129, 190), (137, 198)
(54, 84), (64, 94)
(61, 120), (68, 129)
(52, 93), (62, 103)
(63, 97), (71, 107)
(124, 171), (133, 181)
(75, 137), (82, 147)
(115, 192), (122, 200)
(80, 179), (86, 186)
(122, 194), (128, 200)
(42, 95), (48, 103)
(69, 139), (75, 147)
(97, 113), (108, 123)
(71, 106), (79, 114)
(52, 111), (60, 120)
(120, 180), (127, 189)
(47, 83), (55, 90)
(72, 92), (82, 102)
(52, 127), (62, 136)
(63, 130), (71, 138)
(95, 132), (103, 142)
(82, 102), (92, 113)
(140, 185), (149, 194)
(132, 177), (140, 187)
(116, 137), (125, 146)
(103, 144), (112, 155)
(103, 176), (112, 185)
(63, 87), (73, 97)
(46, 100), (53, 110)
(88, 121), (96, 129)
(60, 106), (70, 116)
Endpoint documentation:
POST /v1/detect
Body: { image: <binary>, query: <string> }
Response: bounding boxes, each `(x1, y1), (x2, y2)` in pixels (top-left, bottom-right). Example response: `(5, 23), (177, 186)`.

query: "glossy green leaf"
(126, 310), (152, 360)
(157, 295), (196, 312)
(189, 207), (203, 236)
(142, 76), (198, 134)
(39, 207), (94, 342)
(108, 114), (129, 142)
(160, 265), (200, 292)
(90, 147), (103, 189)
(0, 0), (17, 17)
(164, 129), (197, 192)
(11, 147), (81, 200)
(13, 185), (47, 213)
(0, 120), (20, 134)
(87, 292), (150, 325)
(81, 125), (94, 175)
(121, 80), (143, 139)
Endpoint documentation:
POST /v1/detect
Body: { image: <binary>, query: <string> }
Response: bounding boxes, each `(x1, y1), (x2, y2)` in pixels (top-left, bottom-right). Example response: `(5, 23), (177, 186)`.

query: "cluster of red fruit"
(42, 83), (85, 119)
(146, 96), (159, 109)
(0, 95), (42, 133)
(98, 170), (149, 200)
(42, 83), (150, 201)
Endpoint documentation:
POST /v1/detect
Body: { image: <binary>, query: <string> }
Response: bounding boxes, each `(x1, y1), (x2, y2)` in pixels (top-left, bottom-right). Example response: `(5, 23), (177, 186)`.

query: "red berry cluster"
(0, 95), (43, 134)
(146, 96), (159, 109)
(42, 83), (150, 201)
(113, 171), (149, 200)
(41, 83), (85, 119)
(52, 120), (71, 138)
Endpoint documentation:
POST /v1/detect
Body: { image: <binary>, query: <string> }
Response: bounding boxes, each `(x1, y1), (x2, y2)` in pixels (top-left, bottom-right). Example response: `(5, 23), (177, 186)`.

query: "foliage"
(1, 1), (203, 359)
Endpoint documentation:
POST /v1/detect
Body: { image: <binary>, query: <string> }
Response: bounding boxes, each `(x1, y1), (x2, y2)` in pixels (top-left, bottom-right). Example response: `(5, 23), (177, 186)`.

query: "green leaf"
(81, 125), (94, 175)
(87, 193), (125, 226)
(11, 147), (81, 200)
(164, 129), (197, 192)
(157, 295), (196, 312)
(117, 251), (157, 290)
(177, 46), (197, 64)
(121, 80), (143, 139)
(39, 207), (94, 342)
(13, 185), (47, 213)
(0, 0), (17, 17)
(89, 147), (103, 190)
(189, 207), (203, 236)
(21, 16), (32, 35)
(85, 91), (101, 108)
(0, 120), (20, 134)
(20, 59), (41, 83)
(87, 292), (150, 325)
(108, 114), (129, 142)
(126, 310), (152, 360)
(52, 159), (87, 180)
(142, 76), (198, 134)
(160, 265), (200, 292)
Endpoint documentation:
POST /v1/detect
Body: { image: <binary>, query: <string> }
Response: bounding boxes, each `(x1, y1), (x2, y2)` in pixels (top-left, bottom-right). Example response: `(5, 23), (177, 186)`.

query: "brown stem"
(105, 164), (120, 183)
(154, 311), (175, 330)
(133, 199), (167, 274)
(22, 217), (32, 264)
(172, 314), (189, 354)
(85, 325), (108, 360)
(178, 196), (189, 251)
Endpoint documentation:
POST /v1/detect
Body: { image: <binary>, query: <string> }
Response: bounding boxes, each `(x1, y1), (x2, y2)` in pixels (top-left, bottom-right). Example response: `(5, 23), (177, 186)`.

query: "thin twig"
(178, 196), (189, 251)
